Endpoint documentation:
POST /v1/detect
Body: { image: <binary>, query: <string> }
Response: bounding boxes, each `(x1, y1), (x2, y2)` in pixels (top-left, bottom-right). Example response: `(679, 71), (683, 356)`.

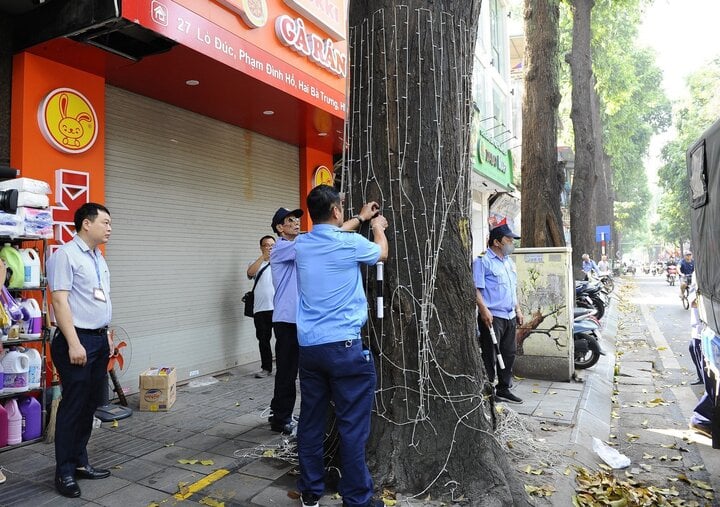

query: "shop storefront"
(469, 120), (518, 256)
(8, 0), (346, 389)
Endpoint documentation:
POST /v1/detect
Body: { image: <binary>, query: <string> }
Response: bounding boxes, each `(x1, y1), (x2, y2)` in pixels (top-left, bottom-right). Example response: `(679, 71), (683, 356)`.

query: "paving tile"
(201, 470), (274, 503)
(238, 457), (293, 480)
(173, 432), (227, 452)
(137, 464), (206, 495)
(204, 421), (256, 440)
(93, 483), (203, 507)
(107, 457), (163, 483)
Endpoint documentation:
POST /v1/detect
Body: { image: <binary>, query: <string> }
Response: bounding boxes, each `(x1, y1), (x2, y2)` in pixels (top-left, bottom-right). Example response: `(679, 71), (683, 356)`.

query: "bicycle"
(679, 274), (692, 310)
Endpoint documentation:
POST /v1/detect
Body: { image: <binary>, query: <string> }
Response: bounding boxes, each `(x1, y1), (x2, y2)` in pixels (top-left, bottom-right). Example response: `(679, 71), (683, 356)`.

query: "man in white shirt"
(247, 235), (276, 378)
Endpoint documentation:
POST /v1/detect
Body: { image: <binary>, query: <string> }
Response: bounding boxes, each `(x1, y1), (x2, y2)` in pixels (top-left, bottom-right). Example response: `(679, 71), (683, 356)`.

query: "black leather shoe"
(75, 465), (111, 480)
(270, 420), (297, 435)
(55, 475), (81, 498)
(691, 378), (704, 385)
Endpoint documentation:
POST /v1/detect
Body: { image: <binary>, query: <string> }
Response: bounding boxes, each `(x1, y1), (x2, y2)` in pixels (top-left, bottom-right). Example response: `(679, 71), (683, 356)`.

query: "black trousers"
(270, 322), (299, 425)
(478, 315), (517, 391)
(253, 310), (274, 373)
(51, 328), (110, 477)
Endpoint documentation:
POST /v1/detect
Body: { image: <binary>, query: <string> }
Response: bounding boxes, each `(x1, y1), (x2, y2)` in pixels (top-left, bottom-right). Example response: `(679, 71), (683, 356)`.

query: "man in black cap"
(472, 223), (524, 404)
(267, 203), (380, 434)
(268, 207), (305, 434)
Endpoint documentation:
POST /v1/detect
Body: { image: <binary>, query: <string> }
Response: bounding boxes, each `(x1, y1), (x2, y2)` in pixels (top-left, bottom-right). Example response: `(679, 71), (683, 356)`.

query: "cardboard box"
(139, 367), (177, 411)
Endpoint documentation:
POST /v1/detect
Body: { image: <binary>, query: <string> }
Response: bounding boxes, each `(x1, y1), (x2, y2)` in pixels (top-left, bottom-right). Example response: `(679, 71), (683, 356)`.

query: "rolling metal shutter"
(104, 86), (299, 391)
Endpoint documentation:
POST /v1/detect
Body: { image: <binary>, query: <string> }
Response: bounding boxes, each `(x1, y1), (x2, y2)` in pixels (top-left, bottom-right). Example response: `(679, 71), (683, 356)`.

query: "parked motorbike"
(575, 280), (607, 320)
(574, 308), (605, 369)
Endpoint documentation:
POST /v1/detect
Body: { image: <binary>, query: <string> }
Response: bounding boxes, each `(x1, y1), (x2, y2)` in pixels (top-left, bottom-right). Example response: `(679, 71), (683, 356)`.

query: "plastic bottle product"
(0, 402), (7, 447)
(19, 298), (42, 339)
(2, 350), (29, 393)
(5, 398), (21, 445)
(25, 348), (41, 389)
(0, 243), (24, 288)
(19, 248), (40, 288)
(0, 355), (4, 394)
(18, 396), (40, 441)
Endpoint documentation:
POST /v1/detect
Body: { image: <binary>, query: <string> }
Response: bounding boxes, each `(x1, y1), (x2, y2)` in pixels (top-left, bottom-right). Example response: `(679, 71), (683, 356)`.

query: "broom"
(44, 300), (61, 443)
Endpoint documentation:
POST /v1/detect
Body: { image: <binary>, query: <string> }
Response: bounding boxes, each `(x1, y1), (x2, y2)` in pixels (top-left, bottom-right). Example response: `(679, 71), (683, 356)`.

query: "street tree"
(521, 0), (565, 247)
(344, 1), (529, 503)
(567, 0), (598, 277)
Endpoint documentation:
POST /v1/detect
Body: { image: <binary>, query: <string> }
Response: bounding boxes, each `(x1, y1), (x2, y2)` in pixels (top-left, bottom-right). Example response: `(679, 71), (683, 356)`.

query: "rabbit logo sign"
(37, 88), (98, 154)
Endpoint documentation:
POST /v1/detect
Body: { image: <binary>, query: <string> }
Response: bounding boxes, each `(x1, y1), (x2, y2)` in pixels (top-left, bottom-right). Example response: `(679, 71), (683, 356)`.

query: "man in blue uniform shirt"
(47, 203), (114, 498)
(294, 185), (387, 507)
(473, 224), (524, 404)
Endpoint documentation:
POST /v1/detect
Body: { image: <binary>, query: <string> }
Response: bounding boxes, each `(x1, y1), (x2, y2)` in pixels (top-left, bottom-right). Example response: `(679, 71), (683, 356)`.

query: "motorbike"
(574, 308), (605, 369)
(575, 280), (607, 320)
(666, 264), (678, 286)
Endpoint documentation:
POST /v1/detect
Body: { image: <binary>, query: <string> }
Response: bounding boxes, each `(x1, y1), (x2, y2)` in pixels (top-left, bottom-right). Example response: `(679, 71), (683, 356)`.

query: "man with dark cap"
(268, 207), (304, 434)
(267, 202), (381, 434)
(473, 223), (524, 404)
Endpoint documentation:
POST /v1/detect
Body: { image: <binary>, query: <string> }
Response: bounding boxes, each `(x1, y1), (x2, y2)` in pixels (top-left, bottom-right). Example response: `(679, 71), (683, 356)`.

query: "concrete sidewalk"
(0, 316), (618, 506)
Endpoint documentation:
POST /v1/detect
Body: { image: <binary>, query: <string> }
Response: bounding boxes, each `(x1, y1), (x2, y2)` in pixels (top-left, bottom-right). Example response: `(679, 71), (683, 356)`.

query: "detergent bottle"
(5, 398), (21, 445)
(19, 298), (42, 339)
(2, 350), (29, 393)
(18, 396), (40, 441)
(25, 348), (41, 389)
(19, 248), (40, 288)
(0, 244), (24, 289)
(0, 402), (8, 447)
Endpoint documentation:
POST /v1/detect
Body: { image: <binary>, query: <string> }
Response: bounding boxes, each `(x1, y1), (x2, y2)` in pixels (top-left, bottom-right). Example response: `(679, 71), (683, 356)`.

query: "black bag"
(243, 264), (270, 318)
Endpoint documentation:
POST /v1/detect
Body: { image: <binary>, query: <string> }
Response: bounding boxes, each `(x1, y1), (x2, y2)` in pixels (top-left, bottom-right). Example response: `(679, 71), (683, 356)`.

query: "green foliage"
(558, 0), (671, 240)
(655, 56), (720, 245)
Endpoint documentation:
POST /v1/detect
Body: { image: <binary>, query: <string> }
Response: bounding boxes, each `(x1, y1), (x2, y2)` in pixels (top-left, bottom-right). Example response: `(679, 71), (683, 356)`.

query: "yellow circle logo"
(313, 165), (333, 187)
(37, 88), (98, 154)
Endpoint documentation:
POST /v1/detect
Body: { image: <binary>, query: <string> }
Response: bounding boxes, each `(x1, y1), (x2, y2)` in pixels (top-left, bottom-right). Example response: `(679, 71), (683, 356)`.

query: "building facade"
(1, 0), (345, 390)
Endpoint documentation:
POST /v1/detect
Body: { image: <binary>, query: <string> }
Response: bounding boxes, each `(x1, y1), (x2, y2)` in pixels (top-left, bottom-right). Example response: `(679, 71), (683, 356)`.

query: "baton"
(488, 326), (506, 370)
(376, 262), (384, 319)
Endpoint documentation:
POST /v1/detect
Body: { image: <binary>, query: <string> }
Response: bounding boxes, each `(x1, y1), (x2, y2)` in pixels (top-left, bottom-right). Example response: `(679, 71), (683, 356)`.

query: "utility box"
(139, 367), (177, 411)
(512, 247), (574, 381)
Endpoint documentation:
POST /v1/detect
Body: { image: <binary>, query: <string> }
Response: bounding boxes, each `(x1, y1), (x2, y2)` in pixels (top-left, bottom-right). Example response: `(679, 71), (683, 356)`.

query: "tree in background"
(557, 0), (670, 262)
(656, 57), (720, 248)
(345, 1), (529, 503)
(520, 0), (565, 247)
(567, 0), (599, 277)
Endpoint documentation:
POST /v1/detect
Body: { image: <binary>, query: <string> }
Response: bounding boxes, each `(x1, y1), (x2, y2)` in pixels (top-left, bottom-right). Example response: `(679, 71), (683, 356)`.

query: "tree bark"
(567, 0), (598, 279)
(346, 2), (529, 504)
(520, 0), (565, 248)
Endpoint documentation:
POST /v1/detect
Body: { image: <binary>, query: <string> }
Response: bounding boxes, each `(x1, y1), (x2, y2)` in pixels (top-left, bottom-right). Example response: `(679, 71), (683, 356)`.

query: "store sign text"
(478, 142), (508, 174)
(275, 15), (347, 77)
(283, 0), (345, 41)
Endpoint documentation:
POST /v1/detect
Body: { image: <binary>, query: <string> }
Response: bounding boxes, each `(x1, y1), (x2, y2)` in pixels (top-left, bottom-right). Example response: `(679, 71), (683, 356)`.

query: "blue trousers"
(297, 339), (376, 507)
(51, 328), (109, 477)
(270, 322), (298, 425)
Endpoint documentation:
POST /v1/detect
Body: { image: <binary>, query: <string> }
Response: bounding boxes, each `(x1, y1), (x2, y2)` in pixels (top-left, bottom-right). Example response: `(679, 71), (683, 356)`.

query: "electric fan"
(95, 326), (134, 422)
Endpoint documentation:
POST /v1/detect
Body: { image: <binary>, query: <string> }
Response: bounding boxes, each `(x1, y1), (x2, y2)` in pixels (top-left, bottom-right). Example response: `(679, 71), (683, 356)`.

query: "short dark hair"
(306, 184), (340, 222)
(259, 235), (275, 247)
(74, 203), (110, 231)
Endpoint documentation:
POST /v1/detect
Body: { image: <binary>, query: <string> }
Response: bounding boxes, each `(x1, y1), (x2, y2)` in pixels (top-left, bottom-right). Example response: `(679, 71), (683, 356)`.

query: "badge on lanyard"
(93, 287), (106, 302)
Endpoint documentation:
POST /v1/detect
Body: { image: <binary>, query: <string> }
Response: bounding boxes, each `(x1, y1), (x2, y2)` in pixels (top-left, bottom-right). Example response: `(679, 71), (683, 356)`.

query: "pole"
(601, 232), (606, 256)
(488, 326), (506, 370)
(376, 261), (384, 319)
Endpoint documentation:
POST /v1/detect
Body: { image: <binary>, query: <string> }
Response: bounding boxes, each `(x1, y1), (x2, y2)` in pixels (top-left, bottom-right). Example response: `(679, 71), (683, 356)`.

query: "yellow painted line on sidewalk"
(173, 469), (230, 500)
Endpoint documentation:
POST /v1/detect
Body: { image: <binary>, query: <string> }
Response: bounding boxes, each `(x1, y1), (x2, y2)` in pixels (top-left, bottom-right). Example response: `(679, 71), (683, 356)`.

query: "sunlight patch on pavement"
(646, 427), (713, 446)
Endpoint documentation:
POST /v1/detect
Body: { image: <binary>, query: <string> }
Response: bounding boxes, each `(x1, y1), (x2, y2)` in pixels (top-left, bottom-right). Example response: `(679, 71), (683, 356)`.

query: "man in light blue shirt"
(294, 185), (387, 507)
(473, 224), (524, 404)
(47, 203), (114, 498)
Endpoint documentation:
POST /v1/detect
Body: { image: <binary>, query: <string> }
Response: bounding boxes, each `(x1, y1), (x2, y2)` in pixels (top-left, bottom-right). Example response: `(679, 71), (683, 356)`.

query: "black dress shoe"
(691, 378), (704, 385)
(55, 475), (81, 498)
(75, 465), (111, 480)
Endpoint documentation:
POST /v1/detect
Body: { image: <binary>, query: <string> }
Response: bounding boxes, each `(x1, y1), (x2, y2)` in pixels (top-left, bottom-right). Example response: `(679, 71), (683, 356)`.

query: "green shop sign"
(471, 131), (513, 189)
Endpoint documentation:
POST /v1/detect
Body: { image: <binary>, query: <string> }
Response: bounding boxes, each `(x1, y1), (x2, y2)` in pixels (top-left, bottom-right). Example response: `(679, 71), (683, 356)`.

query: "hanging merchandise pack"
(0, 178), (52, 238)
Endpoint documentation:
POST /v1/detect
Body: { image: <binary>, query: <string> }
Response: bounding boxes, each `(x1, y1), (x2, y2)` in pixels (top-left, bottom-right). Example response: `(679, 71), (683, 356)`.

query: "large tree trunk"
(567, 0), (598, 279)
(520, 0), (564, 248)
(346, 2), (529, 504)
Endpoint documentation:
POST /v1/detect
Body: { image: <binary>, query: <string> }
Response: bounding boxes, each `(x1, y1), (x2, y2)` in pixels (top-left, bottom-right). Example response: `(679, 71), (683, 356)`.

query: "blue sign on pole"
(595, 225), (611, 243)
